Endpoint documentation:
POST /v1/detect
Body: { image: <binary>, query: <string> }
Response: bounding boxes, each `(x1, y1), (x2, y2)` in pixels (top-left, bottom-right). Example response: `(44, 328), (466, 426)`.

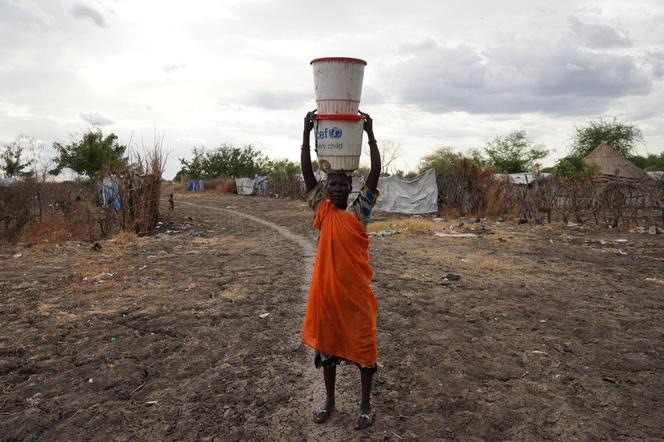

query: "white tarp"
(374, 169), (438, 214)
(236, 176), (268, 196)
(492, 172), (551, 185)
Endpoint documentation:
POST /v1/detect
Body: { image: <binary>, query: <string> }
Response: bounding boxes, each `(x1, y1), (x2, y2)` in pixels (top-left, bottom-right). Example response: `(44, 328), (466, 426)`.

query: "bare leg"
(313, 364), (336, 423)
(356, 368), (376, 429)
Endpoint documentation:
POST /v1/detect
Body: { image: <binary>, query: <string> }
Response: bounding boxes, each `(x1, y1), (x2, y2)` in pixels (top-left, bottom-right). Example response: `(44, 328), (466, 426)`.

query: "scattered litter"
(432, 217), (444, 222)
(139, 265), (147, 270)
(412, 215), (422, 219)
(145, 400), (159, 406)
(645, 278), (664, 285)
(88, 378), (94, 383)
(613, 239), (628, 244)
(13, 253), (22, 259)
(531, 350), (547, 355)
(566, 222), (578, 227)
(110, 336), (118, 343)
(434, 232), (478, 238)
(539, 320), (547, 323)
(444, 273), (461, 281)
(602, 376), (618, 384)
(185, 282), (196, 292)
(91, 242), (102, 251)
(616, 250), (628, 256)
(369, 230), (401, 237)
(648, 225), (664, 235)
(259, 313), (270, 319)
(95, 272), (115, 280)
(549, 239), (554, 244)
(189, 229), (204, 237)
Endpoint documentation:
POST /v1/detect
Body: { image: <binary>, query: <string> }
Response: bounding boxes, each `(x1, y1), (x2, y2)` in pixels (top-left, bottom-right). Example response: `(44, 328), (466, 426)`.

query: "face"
(326, 173), (351, 208)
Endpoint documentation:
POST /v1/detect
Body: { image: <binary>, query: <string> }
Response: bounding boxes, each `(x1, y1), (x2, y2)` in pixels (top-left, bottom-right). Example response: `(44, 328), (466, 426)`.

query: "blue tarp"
(187, 179), (205, 192)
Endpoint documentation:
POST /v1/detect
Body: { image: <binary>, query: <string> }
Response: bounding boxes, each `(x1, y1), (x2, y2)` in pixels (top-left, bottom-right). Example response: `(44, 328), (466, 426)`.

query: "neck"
(331, 200), (347, 210)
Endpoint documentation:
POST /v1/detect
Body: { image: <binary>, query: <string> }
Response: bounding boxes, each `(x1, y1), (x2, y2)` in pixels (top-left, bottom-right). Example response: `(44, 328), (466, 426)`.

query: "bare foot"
(354, 408), (375, 430)
(313, 403), (334, 424)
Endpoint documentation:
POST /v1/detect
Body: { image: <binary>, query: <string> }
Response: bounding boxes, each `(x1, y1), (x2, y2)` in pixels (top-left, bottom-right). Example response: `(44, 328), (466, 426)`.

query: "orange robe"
(302, 200), (378, 367)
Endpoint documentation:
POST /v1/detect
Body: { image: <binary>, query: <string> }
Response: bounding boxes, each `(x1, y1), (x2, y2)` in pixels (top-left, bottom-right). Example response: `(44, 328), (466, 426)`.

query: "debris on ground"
(369, 230), (401, 237)
(259, 313), (270, 319)
(91, 242), (102, 251)
(434, 232), (478, 238)
(444, 273), (461, 281)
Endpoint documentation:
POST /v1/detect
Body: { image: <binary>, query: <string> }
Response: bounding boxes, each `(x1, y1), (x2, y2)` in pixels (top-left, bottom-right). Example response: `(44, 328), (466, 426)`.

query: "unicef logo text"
(316, 127), (343, 139)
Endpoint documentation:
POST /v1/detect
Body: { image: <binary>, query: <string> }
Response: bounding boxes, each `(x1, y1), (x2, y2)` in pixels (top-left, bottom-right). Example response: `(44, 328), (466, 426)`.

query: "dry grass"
(114, 231), (138, 244)
(19, 212), (97, 244)
(368, 218), (446, 233)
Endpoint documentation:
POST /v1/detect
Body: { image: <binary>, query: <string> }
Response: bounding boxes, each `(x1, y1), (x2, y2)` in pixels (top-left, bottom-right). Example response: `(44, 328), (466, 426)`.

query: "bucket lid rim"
(310, 57), (367, 65)
(315, 114), (364, 121)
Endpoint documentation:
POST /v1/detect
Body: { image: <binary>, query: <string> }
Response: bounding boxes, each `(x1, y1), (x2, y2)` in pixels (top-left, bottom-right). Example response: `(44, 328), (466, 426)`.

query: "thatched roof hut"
(583, 143), (651, 181)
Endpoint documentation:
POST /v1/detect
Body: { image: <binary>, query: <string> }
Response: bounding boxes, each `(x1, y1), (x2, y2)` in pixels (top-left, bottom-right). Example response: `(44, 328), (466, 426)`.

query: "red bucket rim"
(310, 57), (367, 65)
(315, 114), (364, 121)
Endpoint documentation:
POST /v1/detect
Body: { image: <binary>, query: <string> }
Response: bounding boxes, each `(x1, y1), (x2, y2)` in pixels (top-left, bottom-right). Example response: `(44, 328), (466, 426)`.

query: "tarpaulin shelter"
(236, 176), (268, 196)
(374, 169), (438, 214)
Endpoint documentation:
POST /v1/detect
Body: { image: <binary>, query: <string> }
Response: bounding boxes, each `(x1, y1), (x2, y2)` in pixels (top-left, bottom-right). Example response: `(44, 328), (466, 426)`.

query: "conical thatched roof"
(583, 143), (651, 180)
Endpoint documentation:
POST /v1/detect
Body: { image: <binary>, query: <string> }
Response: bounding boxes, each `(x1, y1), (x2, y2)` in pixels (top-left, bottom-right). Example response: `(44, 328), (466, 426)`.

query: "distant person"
(300, 109), (381, 430)
(168, 193), (174, 212)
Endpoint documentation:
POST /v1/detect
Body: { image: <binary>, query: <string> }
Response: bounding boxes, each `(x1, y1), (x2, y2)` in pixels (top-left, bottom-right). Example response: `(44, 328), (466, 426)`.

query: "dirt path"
(2, 192), (664, 441)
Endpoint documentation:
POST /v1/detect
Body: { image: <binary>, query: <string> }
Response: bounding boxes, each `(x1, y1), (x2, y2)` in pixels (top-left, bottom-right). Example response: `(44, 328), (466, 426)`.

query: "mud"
(2, 193), (663, 441)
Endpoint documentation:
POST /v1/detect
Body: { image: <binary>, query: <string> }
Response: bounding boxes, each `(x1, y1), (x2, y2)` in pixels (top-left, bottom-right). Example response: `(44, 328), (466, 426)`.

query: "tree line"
(418, 118), (663, 179)
(2, 118), (663, 181)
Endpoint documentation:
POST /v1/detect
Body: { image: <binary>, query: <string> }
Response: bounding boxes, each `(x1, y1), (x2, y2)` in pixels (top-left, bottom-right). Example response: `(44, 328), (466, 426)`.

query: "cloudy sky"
(1, 0), (663, 178)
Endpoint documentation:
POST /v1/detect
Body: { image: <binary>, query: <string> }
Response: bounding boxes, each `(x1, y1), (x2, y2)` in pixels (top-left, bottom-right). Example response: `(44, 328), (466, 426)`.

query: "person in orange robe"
(300, 110), (381, 430)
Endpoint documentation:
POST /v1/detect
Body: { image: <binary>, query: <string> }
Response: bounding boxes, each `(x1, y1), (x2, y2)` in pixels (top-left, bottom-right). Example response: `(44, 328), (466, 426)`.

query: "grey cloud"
(388, 38), (651, 115)
(163, 63), (186, 73)
(647, 51), (664, 79)
(568, 16), (631, 48)
(237, 89), (309, 110)
(71, 4), (107, 28)
(80, 112), (114, 126)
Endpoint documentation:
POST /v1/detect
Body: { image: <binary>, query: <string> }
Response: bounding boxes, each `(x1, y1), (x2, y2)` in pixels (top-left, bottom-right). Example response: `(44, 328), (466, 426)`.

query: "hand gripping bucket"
(314, 114), (364, 172)
(311, 57), (366, 115)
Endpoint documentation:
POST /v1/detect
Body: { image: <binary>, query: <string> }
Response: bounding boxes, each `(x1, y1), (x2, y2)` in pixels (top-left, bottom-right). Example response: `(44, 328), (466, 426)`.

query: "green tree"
(418, 147), (486, 175)
(551, 156), (600, 179)
(1, 143), (33, 177)
(263, 158), (301, 176)
(176, 147), (206, 180)
(176, 144), (269, 179)
(483, 130), (548, 173)
(570, 118), (643, 158)
(418, 147), (463, 175)
(628, 153), (664, 171)
(50, 129), (127, 178)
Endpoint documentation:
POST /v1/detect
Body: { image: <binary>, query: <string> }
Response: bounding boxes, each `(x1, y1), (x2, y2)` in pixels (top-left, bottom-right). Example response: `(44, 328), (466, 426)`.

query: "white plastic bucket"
(314, 114), (364, 172)
(311, 57), (366, 115)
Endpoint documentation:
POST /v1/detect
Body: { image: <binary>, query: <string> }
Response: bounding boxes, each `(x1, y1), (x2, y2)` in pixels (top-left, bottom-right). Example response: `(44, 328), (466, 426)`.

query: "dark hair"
(327, 172), (352, 186)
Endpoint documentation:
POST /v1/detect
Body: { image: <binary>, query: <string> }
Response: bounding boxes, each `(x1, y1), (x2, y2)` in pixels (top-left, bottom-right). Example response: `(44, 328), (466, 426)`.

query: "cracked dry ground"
(2, 193), (664, 441)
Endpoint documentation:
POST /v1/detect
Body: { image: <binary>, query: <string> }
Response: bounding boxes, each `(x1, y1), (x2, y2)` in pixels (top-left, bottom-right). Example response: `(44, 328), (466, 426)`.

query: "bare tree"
(363, 140), (400, 175)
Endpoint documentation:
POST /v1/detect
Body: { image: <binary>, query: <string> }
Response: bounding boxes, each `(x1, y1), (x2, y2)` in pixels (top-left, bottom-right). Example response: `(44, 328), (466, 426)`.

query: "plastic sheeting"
(236, 176), (268, 196)
(374, 169), (438, 214)
(187, 179), (205, 192)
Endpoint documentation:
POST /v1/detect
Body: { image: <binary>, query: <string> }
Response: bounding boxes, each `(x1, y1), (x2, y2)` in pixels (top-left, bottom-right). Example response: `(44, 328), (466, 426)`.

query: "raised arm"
(301, 110), (317, 192)
(360, 111), (380, 193)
